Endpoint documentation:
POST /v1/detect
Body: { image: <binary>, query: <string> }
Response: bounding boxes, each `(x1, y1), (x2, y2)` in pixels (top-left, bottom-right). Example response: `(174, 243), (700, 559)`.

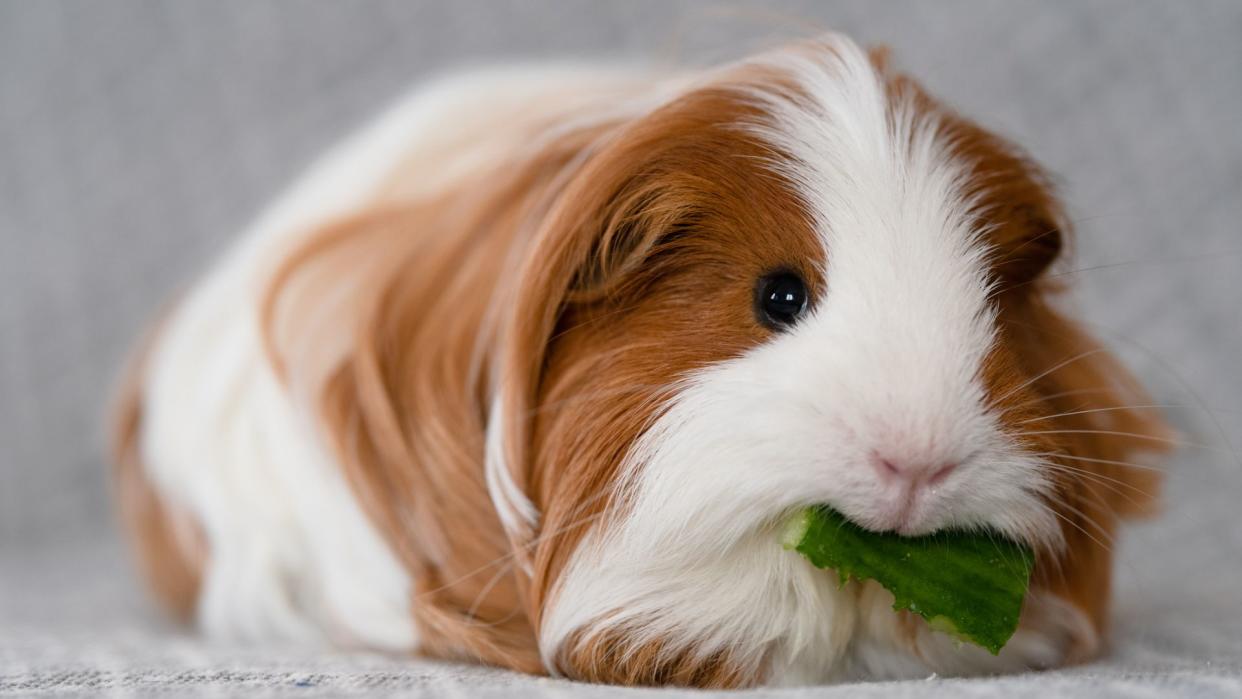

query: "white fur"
(138, 65), (672, 650)
(485, 395), (541, 542)
(541, 35), (1067, 683)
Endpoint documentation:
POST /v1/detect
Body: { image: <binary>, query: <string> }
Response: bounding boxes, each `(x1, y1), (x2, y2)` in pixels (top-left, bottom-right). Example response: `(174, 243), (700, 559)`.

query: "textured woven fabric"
(3, 1), (1241, 696)
(3, 537), (1242, 696)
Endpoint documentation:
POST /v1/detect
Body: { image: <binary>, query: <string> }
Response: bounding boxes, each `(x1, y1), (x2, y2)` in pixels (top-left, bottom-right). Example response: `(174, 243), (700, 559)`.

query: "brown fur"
(553, 625), (754, 687)
(1001, 298), (1168, 641)
(257, 100), (637, 671)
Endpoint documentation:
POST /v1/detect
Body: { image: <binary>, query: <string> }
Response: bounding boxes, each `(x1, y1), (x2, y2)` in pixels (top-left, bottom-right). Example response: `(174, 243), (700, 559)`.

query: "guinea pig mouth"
(823, 506), (945, 539)
(803, 489), (1050, 551)
(821, 490), (945, 538)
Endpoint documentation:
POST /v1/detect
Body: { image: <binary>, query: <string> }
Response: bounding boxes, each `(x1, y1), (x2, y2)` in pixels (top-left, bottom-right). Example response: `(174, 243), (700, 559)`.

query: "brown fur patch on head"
(875, 56), (1170, 657)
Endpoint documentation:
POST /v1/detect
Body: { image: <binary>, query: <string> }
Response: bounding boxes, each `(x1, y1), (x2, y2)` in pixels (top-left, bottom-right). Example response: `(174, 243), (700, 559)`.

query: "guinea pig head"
(489, 37), (1169, 686)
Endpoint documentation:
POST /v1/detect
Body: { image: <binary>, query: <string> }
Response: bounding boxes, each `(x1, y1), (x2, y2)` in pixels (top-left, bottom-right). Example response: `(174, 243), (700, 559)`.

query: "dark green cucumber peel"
(782, 506), (1034, 654)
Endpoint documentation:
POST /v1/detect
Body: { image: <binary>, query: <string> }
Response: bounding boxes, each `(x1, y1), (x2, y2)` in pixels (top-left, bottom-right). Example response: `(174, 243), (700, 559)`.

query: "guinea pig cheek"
(946, 346), (1065, 554)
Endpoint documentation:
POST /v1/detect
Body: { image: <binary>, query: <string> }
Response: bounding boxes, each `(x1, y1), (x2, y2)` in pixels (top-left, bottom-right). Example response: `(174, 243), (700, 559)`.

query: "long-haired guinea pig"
(111, 34), (1170, 687)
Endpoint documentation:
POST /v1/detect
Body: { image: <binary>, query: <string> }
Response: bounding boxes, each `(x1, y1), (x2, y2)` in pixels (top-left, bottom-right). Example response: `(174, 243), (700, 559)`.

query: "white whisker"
(1016, 428), (1231, 453)
(992, 348), (1107, 406)
(1016, 404), (1179, 425)
(1026, 451), (1165, 473)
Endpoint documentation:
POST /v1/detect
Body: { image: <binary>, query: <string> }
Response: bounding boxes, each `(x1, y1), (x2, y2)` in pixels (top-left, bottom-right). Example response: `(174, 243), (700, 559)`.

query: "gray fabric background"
(2, 1), (1240, 696)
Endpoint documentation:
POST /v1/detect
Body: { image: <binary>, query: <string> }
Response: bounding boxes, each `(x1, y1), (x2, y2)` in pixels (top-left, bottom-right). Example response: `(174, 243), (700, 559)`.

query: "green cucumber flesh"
(781, 506), (1034, 654)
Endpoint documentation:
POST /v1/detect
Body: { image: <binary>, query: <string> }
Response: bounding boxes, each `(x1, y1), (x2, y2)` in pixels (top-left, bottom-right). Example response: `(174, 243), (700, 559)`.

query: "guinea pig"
(111, 33), (1170, 687)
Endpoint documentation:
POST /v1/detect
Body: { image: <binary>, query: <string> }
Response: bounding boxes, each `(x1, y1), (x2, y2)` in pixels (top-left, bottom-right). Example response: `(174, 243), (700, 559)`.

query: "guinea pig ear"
(877, 59), (1067, 288)
(563, 189), (672, 303)
(983, 182), (1066, 287)
(957, 129), (1068, 287)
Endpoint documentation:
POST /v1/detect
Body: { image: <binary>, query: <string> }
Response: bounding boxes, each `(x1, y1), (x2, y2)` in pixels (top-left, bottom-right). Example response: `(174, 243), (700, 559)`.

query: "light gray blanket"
(3, 1), (1240, 696)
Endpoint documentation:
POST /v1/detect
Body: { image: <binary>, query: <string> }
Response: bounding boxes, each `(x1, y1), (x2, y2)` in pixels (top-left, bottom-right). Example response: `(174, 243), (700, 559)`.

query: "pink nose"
(871, 454), (959, 487)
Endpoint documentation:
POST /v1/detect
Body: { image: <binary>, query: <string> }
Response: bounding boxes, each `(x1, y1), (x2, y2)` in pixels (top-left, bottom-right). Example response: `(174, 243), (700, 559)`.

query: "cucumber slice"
(781, 506), (1034, 654)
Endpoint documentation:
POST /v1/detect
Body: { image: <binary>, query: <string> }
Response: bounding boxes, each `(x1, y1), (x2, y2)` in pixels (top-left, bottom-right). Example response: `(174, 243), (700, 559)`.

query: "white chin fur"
(540, 360), (1066, 684)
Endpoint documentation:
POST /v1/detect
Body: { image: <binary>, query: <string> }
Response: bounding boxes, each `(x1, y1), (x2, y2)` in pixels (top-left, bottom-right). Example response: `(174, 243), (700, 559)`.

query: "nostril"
(872, 455), (903, 481)
(927, 461), (959, 485)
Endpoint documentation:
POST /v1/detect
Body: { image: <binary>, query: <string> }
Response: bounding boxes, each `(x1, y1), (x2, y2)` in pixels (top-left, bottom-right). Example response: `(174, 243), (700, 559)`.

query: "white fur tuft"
(484, 395), (541, 539)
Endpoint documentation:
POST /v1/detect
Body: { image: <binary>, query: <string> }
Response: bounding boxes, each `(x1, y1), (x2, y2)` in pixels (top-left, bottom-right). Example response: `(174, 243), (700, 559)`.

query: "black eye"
(755, 272), (808, 330)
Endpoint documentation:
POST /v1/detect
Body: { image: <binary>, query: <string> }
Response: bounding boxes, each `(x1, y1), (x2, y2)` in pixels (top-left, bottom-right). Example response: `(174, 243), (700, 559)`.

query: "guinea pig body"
(113, 34), (1168, 687)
